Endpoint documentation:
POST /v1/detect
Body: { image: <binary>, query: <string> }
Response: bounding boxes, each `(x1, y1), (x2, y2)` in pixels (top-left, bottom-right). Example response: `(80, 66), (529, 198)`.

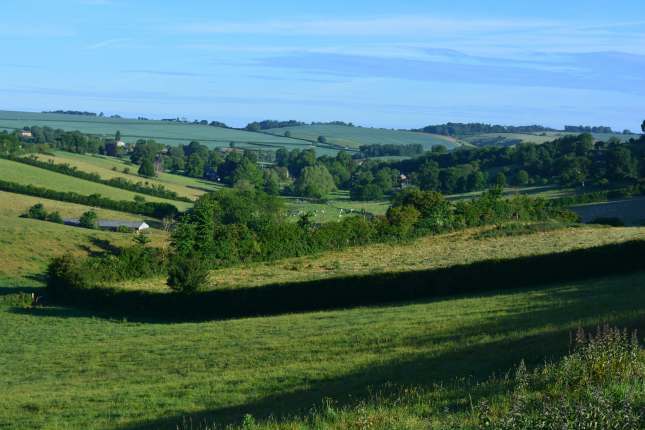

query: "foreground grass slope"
(0, 158), (191, 210)
(1, 272), (643, 429)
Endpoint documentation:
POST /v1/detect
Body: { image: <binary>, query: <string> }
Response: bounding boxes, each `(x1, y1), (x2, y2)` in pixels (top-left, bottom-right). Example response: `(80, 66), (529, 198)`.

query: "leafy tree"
(293, 165), (336, 199)
(495, 172), (507, 188)
(641, 120), (645, 134)
(79, 211), (98, 229)
(317, 135), (327, 144)
(25, 203), (47, 220)
(115, 130), (121, 141)
(232, 158), (264, 187)
(138, 157), (156, 177)
(186, 153), (205, 177)
(515, 170), (530, 186)
(386, 205), (420, 236)
(263, 169), (281, 195)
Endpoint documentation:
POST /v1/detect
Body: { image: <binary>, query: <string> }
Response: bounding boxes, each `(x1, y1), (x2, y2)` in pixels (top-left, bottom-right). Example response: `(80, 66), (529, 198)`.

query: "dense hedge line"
(551, 184), (645, 207)
(0, 179), (179, 218)
(45, 240), (645, 321)
(4, 155), (191, 202)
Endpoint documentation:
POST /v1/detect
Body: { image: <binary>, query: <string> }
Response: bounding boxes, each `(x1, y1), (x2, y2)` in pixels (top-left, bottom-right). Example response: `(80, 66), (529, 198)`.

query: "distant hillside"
(0, 110), (328, 153)
(264, 124), (462, 151)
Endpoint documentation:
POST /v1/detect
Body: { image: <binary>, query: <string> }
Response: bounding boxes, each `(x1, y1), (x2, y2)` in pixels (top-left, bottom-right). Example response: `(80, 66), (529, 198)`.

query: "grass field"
(0, 110), (319, 153)
(572, 196), (645, 226)
(121, 225), (645, 293)
(264, 124), (463, 150)
(0, 192), (167, 288)
(283, 190), (389, 223)
(29, 151), (221, 200)
(0, 270), (643, 429)
(0, 158), (192, 211)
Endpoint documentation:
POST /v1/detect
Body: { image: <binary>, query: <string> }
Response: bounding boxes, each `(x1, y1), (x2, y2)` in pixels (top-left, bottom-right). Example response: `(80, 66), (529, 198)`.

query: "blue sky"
(1, 0), (644, 130)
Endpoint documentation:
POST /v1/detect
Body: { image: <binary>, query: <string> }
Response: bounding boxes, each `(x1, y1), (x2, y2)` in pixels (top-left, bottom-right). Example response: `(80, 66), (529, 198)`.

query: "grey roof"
(64, 219), (149, 229)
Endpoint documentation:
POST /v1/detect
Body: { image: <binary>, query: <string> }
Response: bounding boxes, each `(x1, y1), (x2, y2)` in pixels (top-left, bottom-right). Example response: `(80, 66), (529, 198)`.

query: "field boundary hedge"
(0, 179), (178, 218)
(3, 155), (192, 202)
(46, 240), (645, 321)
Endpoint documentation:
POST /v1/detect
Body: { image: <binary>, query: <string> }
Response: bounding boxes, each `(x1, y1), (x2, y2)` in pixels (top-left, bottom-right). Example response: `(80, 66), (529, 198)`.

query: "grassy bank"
(1, 272), (643, 429)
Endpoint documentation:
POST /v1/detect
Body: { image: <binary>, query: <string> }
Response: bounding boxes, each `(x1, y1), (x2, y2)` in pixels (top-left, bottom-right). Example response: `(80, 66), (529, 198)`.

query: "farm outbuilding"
(64, 219), (150, 232)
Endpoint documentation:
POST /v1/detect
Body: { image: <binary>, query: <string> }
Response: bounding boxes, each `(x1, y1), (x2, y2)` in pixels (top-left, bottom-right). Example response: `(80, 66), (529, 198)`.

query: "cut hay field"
(29, 151), (220, 200)
(1, 269), (643, 429)
(0, 158), (192, 211)
(265, 124), (463, 150)
(0, 110), (315, 152)
(122, 225), (645, 293)
(0, 192), (167, 288)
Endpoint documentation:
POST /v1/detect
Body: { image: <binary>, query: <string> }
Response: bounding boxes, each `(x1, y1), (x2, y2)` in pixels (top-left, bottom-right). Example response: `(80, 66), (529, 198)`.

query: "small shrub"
(46, 211), (63, 224)
(167, 253), (210, 293)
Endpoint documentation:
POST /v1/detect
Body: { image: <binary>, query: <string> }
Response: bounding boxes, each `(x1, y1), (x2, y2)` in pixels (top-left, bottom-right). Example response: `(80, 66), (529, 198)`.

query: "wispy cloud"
(123, 69), (210, 78)
(175, 15), (556, 37)
(86, 38), (130, 50)
(258, 50), (645, 95)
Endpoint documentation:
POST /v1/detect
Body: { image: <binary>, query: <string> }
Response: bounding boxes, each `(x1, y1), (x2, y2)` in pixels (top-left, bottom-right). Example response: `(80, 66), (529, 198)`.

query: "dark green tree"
(138, 157), (156, 177)
(294, 165), (336, 199)
(79, 211), (98, 229)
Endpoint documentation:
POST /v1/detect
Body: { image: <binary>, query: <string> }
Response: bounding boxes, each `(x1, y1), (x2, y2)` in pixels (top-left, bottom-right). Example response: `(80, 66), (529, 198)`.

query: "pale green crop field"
(0, 158), (192, 211)
(265, 124), (463, 150)
(0, 110), (314, 151)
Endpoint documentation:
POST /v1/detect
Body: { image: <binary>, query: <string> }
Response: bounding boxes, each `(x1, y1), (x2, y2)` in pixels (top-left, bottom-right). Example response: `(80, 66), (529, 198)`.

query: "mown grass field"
(1, 270), (643, 429)
(264, 124), (463, 150)
(0, 191), (167, 287)
(0, 158), (192, 211)
(0, 110), (312, 152)
(29, 151), (221, 200)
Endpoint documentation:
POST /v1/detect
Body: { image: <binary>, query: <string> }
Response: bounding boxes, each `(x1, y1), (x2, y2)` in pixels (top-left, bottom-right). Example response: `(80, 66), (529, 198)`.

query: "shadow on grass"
(35, 240), (645, 323)
(118, 307), (645, 430)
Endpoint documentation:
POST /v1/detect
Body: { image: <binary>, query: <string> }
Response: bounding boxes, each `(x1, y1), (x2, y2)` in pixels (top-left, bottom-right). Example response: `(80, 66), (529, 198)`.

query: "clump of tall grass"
(477, 324), (643, 430)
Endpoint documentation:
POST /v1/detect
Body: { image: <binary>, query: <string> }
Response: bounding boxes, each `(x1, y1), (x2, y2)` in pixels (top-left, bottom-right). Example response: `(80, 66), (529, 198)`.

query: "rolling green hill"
(0, 110), (323, 153)
(264, 124), (463, 150)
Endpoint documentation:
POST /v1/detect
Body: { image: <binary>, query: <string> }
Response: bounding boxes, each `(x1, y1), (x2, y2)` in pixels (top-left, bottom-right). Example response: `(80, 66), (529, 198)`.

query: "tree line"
(417, 123), (556, 136)
(47, 185), (577, 295)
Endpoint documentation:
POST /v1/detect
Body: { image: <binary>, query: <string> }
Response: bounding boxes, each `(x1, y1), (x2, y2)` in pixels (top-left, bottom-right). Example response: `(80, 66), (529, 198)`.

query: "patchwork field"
(0, 158), (192, 211)
(0, 110), (315, 152)
(265, 124), (463, 150)
(462, 131), (641, 147)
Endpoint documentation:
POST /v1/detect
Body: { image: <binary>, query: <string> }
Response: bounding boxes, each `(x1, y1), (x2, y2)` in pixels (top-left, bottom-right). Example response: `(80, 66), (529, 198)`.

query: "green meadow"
(1, 270), (643, 429)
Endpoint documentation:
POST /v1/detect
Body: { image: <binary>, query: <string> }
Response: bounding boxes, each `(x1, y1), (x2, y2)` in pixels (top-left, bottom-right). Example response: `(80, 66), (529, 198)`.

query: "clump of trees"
(418, 123), (556, 136)
(79, 211), (98, 229)
(22, 203), (63, 224)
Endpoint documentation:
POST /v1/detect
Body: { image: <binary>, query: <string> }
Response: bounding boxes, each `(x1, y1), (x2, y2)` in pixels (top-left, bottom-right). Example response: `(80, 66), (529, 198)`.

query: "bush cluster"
(22, 203), (63, 224)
